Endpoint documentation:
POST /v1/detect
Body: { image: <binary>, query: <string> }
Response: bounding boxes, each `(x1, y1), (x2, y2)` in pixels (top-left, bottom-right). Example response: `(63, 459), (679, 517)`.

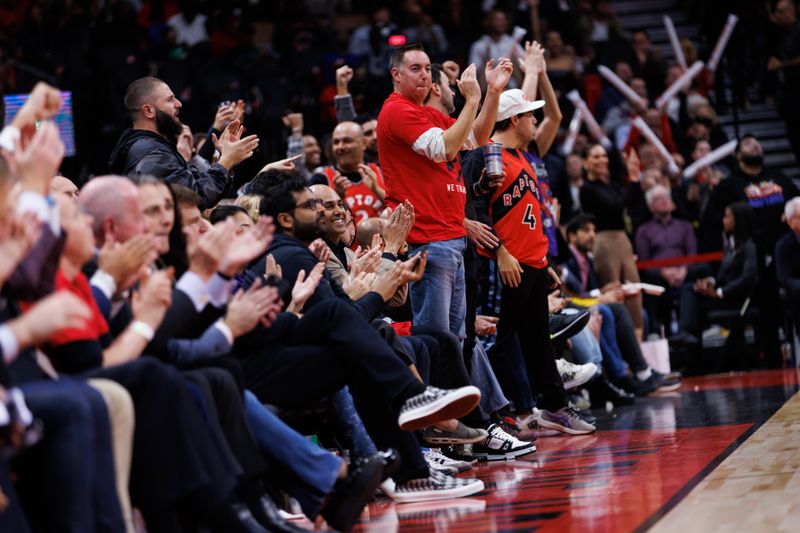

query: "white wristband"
(130, 320), (155, 341)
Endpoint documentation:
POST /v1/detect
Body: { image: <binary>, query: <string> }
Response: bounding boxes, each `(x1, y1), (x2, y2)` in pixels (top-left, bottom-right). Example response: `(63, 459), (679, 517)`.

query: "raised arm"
(442, 64), (482, 160)
(519, 41), (563, 156)
(472, 58), (514, 146)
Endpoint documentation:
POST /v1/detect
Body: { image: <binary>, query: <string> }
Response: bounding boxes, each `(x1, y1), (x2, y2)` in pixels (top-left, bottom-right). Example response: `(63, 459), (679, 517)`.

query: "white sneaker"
(471, 423), (536, 461)
(556, 359), (597, 390)
(516, 409), (561, 438)
(389, 470), (484, 503)
(424, 448), (472, 474)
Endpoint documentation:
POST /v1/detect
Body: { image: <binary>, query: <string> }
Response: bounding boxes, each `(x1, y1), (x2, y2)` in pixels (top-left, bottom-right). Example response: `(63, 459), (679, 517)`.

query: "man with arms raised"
(109, 76), (258, 208)
(377, 44), (511, 338)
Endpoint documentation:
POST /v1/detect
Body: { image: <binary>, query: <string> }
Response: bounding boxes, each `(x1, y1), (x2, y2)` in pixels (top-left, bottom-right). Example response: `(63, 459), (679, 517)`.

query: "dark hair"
(389, 43), (426, 72)
(170, 183), (202, 208)
(209, 204), (249, 225)
(566, 213), (597, 236)
(124, 76), (164, 118)
(127, 175), (189, 276)
(493, 117), (512, 133)
(249, 170), (308, 232)
(424, 62), (444, 104)
(726, 201), (757, 248)
(735, 133), (758, 154)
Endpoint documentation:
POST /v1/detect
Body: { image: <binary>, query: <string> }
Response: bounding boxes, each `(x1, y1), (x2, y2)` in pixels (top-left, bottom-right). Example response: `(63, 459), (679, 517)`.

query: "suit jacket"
(716, 239), (758, 304)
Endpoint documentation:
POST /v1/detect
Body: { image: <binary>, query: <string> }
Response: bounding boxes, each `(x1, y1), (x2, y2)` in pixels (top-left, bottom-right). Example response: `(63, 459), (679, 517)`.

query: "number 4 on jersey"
(522, 204), (537, 230)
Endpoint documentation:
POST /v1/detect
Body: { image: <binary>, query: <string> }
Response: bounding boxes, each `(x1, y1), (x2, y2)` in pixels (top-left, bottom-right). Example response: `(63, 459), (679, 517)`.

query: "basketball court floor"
(347, 369), (800, 532)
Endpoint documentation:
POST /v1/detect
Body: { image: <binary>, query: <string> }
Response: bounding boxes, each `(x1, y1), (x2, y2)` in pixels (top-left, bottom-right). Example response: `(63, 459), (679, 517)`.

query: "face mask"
(740, 154), (764, 168)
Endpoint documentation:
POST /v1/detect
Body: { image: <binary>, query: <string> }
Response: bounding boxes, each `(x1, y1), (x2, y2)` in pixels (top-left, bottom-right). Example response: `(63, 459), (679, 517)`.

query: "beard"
(293, 217), (320, 244)
(155, 109), (184, 144)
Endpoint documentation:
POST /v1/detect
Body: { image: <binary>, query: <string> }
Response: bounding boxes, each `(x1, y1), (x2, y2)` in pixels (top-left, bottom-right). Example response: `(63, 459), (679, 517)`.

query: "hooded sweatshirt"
(108, 128), (231, 208)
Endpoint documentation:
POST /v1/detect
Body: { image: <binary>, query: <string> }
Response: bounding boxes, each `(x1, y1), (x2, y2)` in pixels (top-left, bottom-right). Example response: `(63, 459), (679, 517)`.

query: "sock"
(635, 368), (653, 381)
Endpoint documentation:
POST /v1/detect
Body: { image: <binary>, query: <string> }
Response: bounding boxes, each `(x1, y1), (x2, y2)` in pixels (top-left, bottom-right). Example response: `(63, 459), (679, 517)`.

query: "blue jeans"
(243, 391), (341, 519)
(469, 341), (509, 414)
(329, 387), (378, 460)
(569, 327), (604, 372)
(597, 304), (632, 380)
(409, 238), (467, 339)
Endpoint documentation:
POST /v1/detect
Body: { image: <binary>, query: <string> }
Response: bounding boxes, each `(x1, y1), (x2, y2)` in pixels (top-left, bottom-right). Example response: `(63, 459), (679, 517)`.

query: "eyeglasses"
(294, 198), (321, 211)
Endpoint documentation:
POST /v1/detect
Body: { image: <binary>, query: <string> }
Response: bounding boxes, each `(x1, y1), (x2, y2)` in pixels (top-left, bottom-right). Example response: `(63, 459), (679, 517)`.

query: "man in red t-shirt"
(309, 121), (386, 224)
(463, 88), (596, 436)
(377, 44), (511, 337)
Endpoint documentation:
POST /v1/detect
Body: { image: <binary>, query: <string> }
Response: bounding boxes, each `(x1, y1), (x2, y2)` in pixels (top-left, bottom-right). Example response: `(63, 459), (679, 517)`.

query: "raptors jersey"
(320, 163), (385, 223)
(478, 147), (549, 268)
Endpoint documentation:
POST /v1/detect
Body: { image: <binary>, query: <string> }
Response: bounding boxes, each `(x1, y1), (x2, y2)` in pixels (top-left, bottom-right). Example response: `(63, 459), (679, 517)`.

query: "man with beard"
(701, 133), (799, 367)
(109, 77), (258, 209)
(309, 122), (386, 224)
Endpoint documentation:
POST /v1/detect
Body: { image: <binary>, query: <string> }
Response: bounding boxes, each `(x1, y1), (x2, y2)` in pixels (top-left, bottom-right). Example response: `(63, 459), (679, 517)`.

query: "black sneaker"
(649, 370), (682, 393)
(615, 375), (658, 397)
(398, 386), (481, 431)
(549, 309), (590, 343)
(322, 452), (384, 532)
(588, 377), (635, 406)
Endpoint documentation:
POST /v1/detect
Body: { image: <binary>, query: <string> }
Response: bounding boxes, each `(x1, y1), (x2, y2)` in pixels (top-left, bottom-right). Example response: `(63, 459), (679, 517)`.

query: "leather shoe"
(250, 496), (309, 533)
(322, 451), (384, 531)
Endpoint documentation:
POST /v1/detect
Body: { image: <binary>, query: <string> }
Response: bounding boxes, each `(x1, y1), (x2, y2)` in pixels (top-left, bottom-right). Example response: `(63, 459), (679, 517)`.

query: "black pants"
(87, 359), (238, 515)
(605, 302), (649, 373)
(412, 325), (489, 428)
(490, 265), (566, 412)
(240, 298), (428, 483)
(182, 367), (266, 482)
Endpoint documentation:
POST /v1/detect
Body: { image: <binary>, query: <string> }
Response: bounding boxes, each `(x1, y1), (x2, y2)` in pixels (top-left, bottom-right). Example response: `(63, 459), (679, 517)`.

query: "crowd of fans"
(1, 0), (800, 532)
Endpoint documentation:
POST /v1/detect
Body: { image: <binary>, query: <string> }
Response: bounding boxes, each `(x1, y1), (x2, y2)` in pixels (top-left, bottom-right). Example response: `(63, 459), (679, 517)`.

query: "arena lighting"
(388, 34), (407, 46)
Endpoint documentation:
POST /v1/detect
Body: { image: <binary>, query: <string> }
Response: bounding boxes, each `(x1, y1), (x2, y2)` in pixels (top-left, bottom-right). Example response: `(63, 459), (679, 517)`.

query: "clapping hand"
(0, 212), (42, 287)
(219, 216), (275, 277)
(287, 262), (325, 314)
(456, 64), (481, 103)
(308, 238), (331, 263)
(485, 57), (514, 93)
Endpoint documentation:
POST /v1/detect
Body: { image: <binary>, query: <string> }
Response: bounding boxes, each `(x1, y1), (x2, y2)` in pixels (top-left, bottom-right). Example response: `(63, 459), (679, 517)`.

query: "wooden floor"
(341, 369), (800, 532)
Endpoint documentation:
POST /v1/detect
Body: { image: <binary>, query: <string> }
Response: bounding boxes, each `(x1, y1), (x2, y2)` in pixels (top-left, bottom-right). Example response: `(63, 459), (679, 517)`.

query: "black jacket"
(243, 233), (384, 321)
(108, 128), (232, 209)
(716, 239), (758, 304)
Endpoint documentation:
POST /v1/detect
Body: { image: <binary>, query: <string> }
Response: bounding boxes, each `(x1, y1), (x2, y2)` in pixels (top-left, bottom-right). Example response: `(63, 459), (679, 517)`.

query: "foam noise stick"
(561, 108), (583, 155)
(632, 116), (680, 176)
(683, 139), (737, 179)
(598, 65), (647, 110)
(663, 15), (688, 70)
(655, 61), (705, 110)
(566, 90), (612, 149)
(707, 14), (739, 73)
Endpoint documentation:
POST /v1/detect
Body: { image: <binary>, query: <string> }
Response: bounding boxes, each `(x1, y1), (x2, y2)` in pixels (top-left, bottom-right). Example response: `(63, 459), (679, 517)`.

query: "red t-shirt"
(478, 147), (550, 269)
(377, 92), (467, 244)
(320, 163), (385, 223)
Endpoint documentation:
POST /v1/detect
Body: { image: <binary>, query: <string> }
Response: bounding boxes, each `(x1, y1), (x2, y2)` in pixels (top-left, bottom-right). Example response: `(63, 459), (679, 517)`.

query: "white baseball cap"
(496, 89), (545, 122)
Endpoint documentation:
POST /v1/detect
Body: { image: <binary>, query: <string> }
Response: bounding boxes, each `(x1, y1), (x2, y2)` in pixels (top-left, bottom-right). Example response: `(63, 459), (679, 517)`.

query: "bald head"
(79, 175), (145, 245)
(332, 121), (366, 171)
(51, 176), (79, 200)
(310, 184), (348, 240)
(356, 217), (386, 249)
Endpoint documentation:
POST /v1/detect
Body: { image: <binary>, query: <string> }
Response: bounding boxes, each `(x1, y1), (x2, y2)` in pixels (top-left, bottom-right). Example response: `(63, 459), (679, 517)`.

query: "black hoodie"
(108, 128), (232, 208)
(243, 233), (385, 320)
